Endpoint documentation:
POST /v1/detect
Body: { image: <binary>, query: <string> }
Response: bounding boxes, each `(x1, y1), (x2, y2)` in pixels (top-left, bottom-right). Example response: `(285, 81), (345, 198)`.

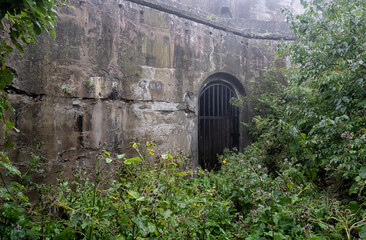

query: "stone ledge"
(124, 0), (296, 40)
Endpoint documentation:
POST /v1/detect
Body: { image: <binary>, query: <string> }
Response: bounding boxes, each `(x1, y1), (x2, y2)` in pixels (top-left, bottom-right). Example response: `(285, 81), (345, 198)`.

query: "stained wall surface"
(5, 0), (300, 177)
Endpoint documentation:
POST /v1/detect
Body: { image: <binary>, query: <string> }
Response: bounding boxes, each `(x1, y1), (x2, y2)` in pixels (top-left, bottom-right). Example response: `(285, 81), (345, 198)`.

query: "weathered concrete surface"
(164, 0), (304, 20)
(126, 0), (298, 40)
(4, 0), (300, 175)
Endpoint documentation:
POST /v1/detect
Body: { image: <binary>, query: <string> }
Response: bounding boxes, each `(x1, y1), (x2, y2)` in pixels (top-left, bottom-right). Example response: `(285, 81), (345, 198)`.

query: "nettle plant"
(217, 149), (366, 239)
(37, 142), (239, 239)
(224, 1), (366, 238)
(278, 0), (366, 182)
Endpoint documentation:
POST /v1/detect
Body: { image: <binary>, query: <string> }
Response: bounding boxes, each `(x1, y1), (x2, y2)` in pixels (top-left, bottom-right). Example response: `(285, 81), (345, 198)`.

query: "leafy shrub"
(1, 143), (365, 239)
(278, 0), (366, 183)
(216, 149), (366, 239)
(32, 142), (239, 239)
(223, 0), (366, 238)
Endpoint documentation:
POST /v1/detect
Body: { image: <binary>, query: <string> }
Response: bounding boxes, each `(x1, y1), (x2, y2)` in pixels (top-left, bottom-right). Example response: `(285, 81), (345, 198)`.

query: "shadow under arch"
(198, 72), (246, 170)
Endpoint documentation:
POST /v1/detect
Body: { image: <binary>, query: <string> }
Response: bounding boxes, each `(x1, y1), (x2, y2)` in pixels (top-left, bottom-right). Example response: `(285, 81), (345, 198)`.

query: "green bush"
(222, 0), (366, 238)
(278, 0), (366, 183)
(31, 142), (239, 239)
(222, 149), (366, 239)
(1, 143), (365, 239)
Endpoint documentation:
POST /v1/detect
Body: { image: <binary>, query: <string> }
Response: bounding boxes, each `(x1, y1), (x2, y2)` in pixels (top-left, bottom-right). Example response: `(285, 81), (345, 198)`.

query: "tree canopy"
(280, 0), (366, 179)
(0, 0), (67, 51)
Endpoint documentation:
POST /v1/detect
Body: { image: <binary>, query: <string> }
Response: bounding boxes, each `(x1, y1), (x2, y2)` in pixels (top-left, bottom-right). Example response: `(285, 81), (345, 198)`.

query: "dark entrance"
(198, 80), (239, 170)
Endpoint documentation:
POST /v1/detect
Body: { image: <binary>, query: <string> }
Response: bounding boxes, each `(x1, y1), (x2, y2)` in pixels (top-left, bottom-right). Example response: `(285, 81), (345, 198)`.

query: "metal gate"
(198, 81), (239, 170)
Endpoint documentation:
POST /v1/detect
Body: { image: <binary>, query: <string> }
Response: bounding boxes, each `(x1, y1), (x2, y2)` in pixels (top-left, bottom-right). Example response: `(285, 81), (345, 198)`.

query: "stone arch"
(199, 72), (246, 96)
(197, 72), (246, 170)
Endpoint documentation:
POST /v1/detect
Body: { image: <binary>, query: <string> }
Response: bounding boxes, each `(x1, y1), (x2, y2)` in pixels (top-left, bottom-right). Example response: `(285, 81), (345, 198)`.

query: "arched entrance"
(198, 80), (239, 170)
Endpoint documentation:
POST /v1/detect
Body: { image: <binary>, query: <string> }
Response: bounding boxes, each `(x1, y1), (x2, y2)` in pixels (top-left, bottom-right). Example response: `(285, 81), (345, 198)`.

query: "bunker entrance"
(198, 81), (239, 170)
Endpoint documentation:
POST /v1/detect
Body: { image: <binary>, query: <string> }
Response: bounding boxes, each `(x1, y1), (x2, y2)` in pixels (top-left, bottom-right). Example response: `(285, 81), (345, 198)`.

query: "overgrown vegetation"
(0, 0), (70, 177)
(0, 0), (69, 239)
(1, 0), (366, 239)
(231, 0), (366, 237)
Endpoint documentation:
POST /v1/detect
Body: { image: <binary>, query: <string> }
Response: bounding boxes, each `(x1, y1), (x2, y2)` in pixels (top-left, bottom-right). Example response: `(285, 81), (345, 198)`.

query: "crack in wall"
(7, 86), (195, 114)
(124, 0), (296, 41)
(6, 85), (46, 101)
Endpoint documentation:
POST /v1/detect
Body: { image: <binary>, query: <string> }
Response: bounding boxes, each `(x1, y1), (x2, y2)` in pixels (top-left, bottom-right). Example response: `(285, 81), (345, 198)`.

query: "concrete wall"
(172, 0), (303, 20)
(4, 0), (300, 178)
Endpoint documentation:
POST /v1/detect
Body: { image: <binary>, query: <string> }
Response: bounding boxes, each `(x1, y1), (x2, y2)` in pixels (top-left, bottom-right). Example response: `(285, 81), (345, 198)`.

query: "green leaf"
(127, 190), (140, 199)
(49, 29), (56, 39)
(11, 181), (25, 190)
(342, 96), (350, 103)
(349, 201), (360, 214)
(288, 126), (299, 136)
(119, 215), (129, 224)
(70, 212), (84, 227)
(278, 217), (294, 229)
(81, 219), (90, 229)
(4, 141), (15, 149)
(136, 197), (146, 202)
(0, 161), (21, 176)
(349, 183), (358, 195)
(163, 210), (172, 219)
(316, 209), (325, 219)
(132, 216), (148, 236)
(105, 157), (112, 163)
(102, 210), (116, 218)
(33, 21), (42, 35)
(0, 152), (10, 162)
(10, 37), (24, 53)
(5, 120), (15, 130)
(317, 222), (330, 230)
(335, 224), (346, 231)
(3, 125), (7, 139)
(147, 222), (156, 233)
(359, 225), (366, 239)
(279, 197), (292, 205)
(117, 154), (126, 159)
(54, 228), (75, 240)
(0, 68), (14, 88)
(359, 166), (366, 178)
(124, 157), (141, 165)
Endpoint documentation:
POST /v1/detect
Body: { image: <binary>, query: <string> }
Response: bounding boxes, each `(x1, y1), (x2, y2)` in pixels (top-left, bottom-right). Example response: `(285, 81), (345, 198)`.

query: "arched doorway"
(198, 80), (239, 170)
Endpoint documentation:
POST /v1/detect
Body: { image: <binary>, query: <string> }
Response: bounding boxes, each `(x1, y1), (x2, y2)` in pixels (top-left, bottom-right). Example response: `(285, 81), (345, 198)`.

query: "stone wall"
(5, 0), (300, 178)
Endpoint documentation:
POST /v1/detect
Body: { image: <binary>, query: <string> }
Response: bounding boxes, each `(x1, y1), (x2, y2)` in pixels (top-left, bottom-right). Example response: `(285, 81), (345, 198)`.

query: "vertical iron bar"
(212, 85), (216, 116)
(207, 87), (210, 116)
(211, 86), (213, 167)
(216, 84), (219, 117)
(230, 88), (233, 146)
(225, 86), (228, 152)
(209, 87), (213, 166)
(213, 86), (216, 165)
(207, 88), (210, 167)
(220, 85), (223, 116)
(219, 86), (222, 160)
